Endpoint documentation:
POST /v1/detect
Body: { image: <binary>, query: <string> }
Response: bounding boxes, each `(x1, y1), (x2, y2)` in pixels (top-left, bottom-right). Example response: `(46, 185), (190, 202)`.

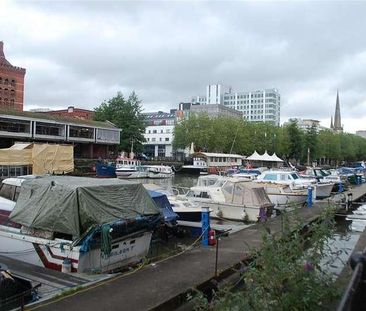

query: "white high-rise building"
(191, 85), (281, 126)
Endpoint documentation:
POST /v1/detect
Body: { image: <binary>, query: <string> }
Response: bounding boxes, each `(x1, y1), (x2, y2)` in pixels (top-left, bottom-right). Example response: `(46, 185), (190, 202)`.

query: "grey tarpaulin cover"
(9, 176), (160, 237)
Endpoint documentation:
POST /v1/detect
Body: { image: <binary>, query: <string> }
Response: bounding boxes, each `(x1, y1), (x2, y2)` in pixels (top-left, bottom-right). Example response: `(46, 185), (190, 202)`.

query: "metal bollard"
(307, 186), (313, 208)
(201, 207), (210, 246)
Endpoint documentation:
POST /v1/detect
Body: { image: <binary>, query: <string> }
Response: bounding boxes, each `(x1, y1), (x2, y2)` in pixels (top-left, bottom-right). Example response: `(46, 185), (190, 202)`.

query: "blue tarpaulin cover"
(148, 190), (178, 223)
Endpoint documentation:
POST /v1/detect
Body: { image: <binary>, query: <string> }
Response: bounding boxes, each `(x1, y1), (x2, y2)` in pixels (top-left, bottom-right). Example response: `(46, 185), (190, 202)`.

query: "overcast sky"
(1, 0), (366, 133)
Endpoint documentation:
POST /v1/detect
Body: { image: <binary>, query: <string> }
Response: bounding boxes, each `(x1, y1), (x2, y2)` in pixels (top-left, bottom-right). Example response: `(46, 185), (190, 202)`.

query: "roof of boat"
(10, 176), (161, 237)
(2, 175), (39, 187)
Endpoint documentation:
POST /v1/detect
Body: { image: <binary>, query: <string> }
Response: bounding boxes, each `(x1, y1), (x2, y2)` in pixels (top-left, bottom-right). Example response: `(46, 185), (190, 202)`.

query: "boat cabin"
(191, 152), (245, 174)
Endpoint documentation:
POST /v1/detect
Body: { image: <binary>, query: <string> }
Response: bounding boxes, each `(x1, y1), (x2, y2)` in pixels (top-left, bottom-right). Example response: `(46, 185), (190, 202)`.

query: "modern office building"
(0, 42), (26, 111)
(142, 111), (176, 158)
(356, 131), (366, 139)
(283, 118), (328, 132)
(191, 84), (281, 125)
(190, 104), (242, 119)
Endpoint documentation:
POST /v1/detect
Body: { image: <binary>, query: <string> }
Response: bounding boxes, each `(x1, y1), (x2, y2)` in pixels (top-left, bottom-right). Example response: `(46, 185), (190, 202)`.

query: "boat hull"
(116, 170), (148, 179)
(315, 183), (334, 199)
(0, 226), (152, 273)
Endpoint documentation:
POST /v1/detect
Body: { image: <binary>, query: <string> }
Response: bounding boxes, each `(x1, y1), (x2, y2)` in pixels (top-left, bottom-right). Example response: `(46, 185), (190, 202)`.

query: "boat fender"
(61, 258), (72, 273)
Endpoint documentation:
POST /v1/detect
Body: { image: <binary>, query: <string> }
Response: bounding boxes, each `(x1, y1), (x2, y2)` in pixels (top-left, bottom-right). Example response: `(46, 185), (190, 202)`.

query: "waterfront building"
(142, 111), (176, 158)
(356, 131), (366, 139)
(330, 91), (343, 133)
(0, 109), (120, 158)
(191, 84), (280, 125)
(283, 118), (328, 132)
(0, 42), (26, 111)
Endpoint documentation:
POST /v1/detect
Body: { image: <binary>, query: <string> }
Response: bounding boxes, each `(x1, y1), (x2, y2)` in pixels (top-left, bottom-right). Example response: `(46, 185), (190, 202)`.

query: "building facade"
(190, 104), (243, 119)
(43, 106), (95, 120)
(0, 110), (120, 158)
(356, 131), (366, 139)
(283, 118), (328, 132)
(191, 84), (281, 125)
(142, 111), (176, 158)
(0, 42), (26, 111)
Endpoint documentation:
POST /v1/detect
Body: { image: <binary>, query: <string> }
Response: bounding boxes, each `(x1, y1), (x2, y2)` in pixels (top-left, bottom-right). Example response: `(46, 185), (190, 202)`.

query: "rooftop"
(0, 108), (118, 129)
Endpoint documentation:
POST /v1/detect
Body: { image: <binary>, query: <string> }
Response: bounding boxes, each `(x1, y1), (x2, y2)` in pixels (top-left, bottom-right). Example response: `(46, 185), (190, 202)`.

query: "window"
(263, 173), (277, 181)
(165, 137), (169, 141)
(152, 138), (156, 142)
(153, 130), (157, 134)
(159, 137), (162, 141)
(160, 129), (163, 133)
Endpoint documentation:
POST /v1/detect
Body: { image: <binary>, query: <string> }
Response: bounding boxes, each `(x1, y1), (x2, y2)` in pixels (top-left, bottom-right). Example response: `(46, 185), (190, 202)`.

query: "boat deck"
(22, 183), (366, 311)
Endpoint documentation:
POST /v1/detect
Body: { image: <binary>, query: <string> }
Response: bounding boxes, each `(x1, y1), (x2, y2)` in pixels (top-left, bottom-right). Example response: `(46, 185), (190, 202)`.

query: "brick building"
(44, 106), (95, 120)
(0, 42), (26, 111)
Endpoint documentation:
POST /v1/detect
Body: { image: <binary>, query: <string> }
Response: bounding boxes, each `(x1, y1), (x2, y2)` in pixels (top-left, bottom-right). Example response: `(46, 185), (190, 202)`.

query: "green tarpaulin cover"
(10, 176), (160, 237)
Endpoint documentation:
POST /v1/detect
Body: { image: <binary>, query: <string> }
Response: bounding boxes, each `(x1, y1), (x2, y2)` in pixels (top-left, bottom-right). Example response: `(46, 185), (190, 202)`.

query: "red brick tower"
(0, 41), (26, 111)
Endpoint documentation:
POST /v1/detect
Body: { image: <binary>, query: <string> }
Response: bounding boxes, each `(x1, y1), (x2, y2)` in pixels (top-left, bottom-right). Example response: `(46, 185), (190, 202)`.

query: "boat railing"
(336, 250), (366, 311)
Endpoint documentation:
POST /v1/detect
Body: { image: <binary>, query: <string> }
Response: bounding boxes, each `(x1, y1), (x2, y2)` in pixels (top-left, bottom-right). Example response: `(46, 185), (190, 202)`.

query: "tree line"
(173, 113), (366, 165)
(93, 92), (366, 165)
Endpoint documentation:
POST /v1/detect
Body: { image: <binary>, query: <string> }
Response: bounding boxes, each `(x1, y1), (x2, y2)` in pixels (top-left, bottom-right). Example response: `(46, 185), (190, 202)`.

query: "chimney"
(0, 41), (4, 58)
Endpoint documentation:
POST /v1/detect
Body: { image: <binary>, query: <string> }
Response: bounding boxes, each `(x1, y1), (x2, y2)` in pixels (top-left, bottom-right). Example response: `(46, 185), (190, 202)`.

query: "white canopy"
(246, 151), (283, 162)
(246, 151), (262, 161)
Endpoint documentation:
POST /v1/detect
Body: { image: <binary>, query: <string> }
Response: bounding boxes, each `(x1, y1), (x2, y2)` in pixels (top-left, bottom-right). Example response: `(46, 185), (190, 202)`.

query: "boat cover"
(148, 190), (178, 222)
(221, 179), (273, 208)
(9, 176), (160, 237)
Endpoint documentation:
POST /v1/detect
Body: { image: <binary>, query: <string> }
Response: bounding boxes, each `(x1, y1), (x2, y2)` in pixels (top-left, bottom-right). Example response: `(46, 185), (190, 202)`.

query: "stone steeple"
(333, 91), (343, 132)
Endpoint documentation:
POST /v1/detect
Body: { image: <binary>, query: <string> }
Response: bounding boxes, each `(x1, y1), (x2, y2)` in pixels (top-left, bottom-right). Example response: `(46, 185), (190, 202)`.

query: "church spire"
(333, 90), (343, 132)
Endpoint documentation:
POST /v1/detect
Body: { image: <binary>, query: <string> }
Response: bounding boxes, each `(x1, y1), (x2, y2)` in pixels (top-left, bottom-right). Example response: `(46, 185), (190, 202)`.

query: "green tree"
(285, 120), (303, 163)
(94, 92), (145, 152)
(304, 124), (318, 164)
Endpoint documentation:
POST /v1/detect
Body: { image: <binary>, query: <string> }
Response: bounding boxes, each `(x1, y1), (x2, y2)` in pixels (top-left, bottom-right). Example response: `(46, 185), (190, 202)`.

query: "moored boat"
(145, 165), (174, 179)
(0, 176), (162, 273)
(181, 177), (274, 222)
(115, 157), (148, 179)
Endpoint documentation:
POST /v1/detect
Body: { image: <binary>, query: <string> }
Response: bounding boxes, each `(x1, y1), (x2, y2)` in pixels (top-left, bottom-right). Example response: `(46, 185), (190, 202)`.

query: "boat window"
(222, 183), (233, 195)
(280, 174), (286, 181)
(263, 173), (277, 181)
(0, 183), (16, 201)
(200, 192), (210, 198)
(291, 173), (299, 180)
(14, 186), (21, 202)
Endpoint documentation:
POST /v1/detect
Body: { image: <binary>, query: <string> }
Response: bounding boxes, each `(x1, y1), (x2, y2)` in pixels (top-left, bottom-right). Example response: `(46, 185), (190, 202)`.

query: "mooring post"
(307, 186), (313, 208)
(201, 207), (210, 246)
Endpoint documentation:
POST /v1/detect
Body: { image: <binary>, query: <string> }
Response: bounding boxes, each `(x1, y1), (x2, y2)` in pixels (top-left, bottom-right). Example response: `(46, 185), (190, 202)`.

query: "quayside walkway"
(28, 184), (366, 311)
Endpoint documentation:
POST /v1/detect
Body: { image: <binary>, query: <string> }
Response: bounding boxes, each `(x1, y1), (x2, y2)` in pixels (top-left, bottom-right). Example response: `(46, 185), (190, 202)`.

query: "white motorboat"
(143, 184), (203, 222)
(256, 169), (333, 200)
(0, 176), (162, 274)
(254, 182), (308, 210)
(168, 196), (203, 222)
(181, 177), (274, 222)
(145, 165), (174, 179)
(115, 157), (148, 179)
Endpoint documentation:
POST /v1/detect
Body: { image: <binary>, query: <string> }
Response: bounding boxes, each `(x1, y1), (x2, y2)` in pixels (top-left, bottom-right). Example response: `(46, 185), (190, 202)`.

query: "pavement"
(27, 204), (328, 311)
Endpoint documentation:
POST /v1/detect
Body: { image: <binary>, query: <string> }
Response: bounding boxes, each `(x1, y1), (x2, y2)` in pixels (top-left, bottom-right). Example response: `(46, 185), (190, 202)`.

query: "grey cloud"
(1, 1), (366, 132)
